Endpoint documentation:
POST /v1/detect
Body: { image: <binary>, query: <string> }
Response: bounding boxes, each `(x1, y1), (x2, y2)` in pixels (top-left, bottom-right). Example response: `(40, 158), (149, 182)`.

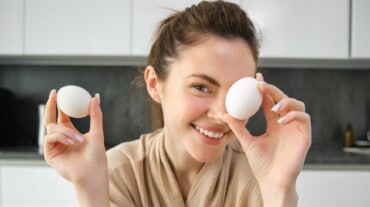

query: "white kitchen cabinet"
(0, 0), (23, 55)
(131, 0), (241, 56)
(297, 170), (370, 207)
(0, 165), (78, 207)
(242, 0), (349, 59)
(131, 0), (199, 56)
(351, 0), (370, 58)
(24, 0), (131, 56)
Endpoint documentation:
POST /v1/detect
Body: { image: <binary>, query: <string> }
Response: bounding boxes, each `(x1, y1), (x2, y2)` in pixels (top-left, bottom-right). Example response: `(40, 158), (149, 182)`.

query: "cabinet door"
(132, 0), (241, 56)
(24, 0), (130, 56)
(0, 0), (23, 55)
(242, 0), (349, 59)
(351, 0), (370, 58)
(297, 170), (370, 207)
(0, 165), (78, 207)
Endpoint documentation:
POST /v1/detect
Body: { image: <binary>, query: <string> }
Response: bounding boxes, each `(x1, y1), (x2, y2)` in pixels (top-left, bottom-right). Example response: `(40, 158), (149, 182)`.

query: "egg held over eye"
(57, 85), (92, 118)
(225, 77), (262, 120)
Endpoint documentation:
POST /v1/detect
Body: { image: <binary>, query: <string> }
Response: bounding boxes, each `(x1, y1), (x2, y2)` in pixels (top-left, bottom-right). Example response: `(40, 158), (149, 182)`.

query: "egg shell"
(57, 85), (92, 118)
(225, 77), (262, 120)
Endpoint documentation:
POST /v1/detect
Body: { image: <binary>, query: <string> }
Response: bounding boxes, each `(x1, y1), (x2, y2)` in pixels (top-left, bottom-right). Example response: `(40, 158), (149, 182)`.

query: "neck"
(163, 130), (204, 199)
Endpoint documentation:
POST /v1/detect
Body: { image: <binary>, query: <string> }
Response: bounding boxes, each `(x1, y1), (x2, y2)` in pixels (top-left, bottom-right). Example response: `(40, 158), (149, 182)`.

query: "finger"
(89, 94), (104, 140)
(54, 89), (79, 130)
(44, 89), (57, 127)
(47, 123), (84, 143)
(259, 82), (288, 103)
(261, 91), (279, 122)
(273, 98), (306, 115)
(255, 74), (280, 122)
(44, 132), (75, 146)
(219, 113), (254, 148)
(256, 72), (264, 82)
(57, 107), (79, 131)
(277, 111), (311, 127)
(57, 106), (71, 124)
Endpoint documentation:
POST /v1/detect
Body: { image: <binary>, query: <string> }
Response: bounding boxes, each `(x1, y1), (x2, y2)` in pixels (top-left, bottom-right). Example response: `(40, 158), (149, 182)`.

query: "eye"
(193, 84), (211, 93)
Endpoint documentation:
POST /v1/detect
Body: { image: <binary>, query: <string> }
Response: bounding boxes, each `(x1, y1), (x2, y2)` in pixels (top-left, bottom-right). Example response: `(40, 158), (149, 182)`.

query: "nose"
(207, 94), (227, 123)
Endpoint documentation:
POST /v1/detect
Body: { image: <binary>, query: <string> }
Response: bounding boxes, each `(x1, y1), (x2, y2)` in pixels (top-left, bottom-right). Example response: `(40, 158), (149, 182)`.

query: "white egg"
(57, 85), (92, 118)
(225, 77), (262, 120)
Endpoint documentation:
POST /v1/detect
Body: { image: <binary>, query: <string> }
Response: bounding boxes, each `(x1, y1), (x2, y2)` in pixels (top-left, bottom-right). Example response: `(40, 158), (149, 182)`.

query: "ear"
(144, 65), (162, 103)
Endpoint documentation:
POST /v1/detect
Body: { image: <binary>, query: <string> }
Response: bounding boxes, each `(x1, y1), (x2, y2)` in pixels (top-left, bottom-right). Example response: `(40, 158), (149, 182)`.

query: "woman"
(43, 1), (311, 206)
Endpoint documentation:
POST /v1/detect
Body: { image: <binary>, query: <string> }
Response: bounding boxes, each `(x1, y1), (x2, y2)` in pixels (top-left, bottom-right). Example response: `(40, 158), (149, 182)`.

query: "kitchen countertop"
(0, 147), (45, 166)
(2, 145), (370, 170)
(305, 146), (370, 164)
(303, 146), (370, 170)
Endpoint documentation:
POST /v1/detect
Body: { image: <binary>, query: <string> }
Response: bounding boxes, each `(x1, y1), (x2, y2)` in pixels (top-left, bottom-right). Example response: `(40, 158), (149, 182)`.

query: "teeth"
(195, 126), (224, 139)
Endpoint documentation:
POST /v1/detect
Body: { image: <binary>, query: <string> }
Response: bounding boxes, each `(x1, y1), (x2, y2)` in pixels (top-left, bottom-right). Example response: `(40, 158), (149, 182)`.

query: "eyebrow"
(186, 74), (220, 87)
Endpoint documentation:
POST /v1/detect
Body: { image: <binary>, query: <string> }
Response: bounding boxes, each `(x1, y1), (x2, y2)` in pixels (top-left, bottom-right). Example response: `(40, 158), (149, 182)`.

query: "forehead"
(168, 35), (257, 84)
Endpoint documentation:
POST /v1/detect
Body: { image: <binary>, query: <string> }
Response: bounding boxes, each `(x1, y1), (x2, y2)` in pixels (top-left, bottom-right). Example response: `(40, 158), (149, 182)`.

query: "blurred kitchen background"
(0, 0), (369, 207)
(0, 65), (369, 150)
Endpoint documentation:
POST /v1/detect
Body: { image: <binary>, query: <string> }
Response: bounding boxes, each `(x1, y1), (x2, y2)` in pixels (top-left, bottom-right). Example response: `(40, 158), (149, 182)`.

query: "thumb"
(219, 113), (254, 148)
(89, 93), (104, 140)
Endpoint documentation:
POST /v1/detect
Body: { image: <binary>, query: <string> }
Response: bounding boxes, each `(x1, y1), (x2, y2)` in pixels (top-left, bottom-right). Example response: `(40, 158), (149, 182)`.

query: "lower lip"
(194, 127), (224, 145)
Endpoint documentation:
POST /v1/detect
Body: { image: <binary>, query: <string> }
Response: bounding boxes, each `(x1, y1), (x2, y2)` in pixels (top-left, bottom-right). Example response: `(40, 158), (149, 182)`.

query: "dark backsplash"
(0, 65), (369, 149)
(255, 67), (370, 148)
(0, 65), (152, 148)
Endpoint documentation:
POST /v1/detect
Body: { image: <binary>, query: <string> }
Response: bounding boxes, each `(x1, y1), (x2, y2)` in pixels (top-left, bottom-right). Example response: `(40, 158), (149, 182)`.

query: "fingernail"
(66, 138), (74, 144)
(49, 89), (56, 98)
(257, 72), (266, 81)
(74, 134), (84, 143)
(277, 116), (287, 124)
(271, 102), (282, 112)
(95, 93), (100, 105)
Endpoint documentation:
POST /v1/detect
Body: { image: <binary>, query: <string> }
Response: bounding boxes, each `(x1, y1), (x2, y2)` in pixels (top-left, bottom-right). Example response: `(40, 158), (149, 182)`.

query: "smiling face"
(149, 35), (256, 163)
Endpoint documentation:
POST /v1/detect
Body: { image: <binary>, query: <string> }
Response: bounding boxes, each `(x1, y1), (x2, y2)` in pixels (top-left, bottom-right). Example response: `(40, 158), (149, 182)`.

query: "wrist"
(259, 183), (298, 207)
(73, 170), (110, 207)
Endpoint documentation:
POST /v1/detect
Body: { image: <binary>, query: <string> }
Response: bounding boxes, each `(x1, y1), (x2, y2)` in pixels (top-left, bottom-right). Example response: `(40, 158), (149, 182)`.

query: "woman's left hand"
(220, 73), (311, 190)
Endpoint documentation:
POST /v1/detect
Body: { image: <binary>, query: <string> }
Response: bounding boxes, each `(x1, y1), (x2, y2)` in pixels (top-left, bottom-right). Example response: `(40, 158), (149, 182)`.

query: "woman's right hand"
(43, 89), (107, 187)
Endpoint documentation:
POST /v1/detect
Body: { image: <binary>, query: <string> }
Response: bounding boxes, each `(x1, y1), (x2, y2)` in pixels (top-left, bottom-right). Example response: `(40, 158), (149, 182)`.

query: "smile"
(195, 125), (225, 139)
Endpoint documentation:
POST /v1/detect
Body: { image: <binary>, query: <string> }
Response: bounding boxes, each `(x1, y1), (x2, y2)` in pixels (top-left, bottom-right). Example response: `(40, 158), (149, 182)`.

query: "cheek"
(181, 95), (210, 118)
(165, 94), (210, 121)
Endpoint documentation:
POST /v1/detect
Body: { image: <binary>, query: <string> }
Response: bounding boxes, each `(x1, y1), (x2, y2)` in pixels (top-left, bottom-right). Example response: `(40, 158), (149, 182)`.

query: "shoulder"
(106, 139), (140, 172)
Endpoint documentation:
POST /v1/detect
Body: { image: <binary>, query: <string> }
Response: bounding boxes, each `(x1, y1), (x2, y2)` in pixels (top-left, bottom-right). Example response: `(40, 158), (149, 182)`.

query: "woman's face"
(158, 35), (256, 163)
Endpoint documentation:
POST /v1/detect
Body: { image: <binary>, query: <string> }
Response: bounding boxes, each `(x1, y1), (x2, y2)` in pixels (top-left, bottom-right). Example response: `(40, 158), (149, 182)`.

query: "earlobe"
(144, 65), (162, 103)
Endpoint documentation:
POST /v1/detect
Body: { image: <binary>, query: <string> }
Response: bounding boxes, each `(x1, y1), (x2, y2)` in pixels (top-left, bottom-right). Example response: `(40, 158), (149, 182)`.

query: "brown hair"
(134, 0), (260, 130)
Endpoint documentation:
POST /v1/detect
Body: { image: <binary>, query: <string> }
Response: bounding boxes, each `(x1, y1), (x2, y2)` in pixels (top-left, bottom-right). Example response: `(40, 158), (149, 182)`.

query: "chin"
(192, 150), (224, 163)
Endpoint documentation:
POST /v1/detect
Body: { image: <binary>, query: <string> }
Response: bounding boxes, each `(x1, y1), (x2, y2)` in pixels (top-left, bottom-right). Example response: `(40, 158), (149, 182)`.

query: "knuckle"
(46, 123), (55, 132)
(304, 113), (311, 121)
(289, 110), (300, 117)
(287, 98), (306, 111)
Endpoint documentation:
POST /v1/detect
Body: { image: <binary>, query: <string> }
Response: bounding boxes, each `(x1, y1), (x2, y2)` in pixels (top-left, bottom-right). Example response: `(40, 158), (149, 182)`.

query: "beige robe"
(107, 129), (262, 207)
